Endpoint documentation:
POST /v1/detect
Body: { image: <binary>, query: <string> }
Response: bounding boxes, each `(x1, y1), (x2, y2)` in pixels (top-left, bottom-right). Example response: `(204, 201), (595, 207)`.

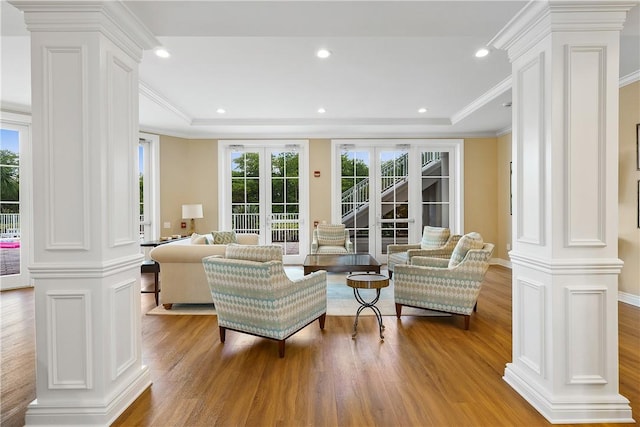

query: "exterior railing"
(139, 214), (145, 240)
(0, 213), (20, 238)
(340, 152), (441, 219)
(232, 212), (299, 242)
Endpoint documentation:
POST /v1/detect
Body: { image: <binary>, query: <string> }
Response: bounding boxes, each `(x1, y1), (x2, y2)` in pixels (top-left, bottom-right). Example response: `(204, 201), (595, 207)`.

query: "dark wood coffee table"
(303, 253), (381, 275)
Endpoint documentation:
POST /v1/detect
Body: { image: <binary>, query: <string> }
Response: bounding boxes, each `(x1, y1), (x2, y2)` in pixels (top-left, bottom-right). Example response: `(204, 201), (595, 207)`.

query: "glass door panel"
(1, 125), (29, 289)
(378, 150), (411, 256)
(269, 150), (300, 257)
(340, 150), (371, 253)
(335, 140), (461, 264)
(231, 151), (261, 233)
(227, 146), (305, 263)
(420, 151), (450, 228)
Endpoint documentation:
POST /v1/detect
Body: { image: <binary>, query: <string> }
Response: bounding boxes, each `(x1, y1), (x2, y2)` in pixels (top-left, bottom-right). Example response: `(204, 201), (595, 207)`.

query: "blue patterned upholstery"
(387, 226), (460, 278)
(202, 245), (327, 357)
(393, 233), (494, 330)
(311, 224), (354, 254)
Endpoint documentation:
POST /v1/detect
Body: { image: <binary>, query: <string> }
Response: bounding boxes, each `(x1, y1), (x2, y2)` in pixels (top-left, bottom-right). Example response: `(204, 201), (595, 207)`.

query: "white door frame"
(139, 132), (161, 242)
(218, 140), (310, 264)
(332, 139), (464, 261)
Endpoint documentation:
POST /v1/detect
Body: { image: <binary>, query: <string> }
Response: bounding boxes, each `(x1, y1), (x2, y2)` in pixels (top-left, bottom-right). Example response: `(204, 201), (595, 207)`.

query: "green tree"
(0, 149), (19, 213)
(340, 153), (369, 194)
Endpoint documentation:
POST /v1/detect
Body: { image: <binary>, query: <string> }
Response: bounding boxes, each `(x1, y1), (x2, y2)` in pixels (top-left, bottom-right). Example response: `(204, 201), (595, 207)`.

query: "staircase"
(341, 152), (442, 227)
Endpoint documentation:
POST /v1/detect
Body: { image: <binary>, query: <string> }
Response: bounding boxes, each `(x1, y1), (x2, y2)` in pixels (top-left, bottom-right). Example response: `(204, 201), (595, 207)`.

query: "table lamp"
(182, 204), (203, 235)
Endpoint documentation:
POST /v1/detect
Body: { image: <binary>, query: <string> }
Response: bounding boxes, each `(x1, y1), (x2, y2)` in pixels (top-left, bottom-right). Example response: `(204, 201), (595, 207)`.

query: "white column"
(490, 1), (635, 423)
(10, 1), (158, 425)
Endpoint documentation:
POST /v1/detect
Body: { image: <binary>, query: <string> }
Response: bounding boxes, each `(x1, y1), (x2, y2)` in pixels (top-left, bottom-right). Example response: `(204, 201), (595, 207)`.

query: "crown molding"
(9, 0), (159, 60)
(0, 101), (31, 115)
(620, 69), (640, 87)
(451, 75), (512, 125)
(190, 117), (452, 127)
(139, 81), (192, 124)
(497, 125), (513, 137)
(489, 1), (636, 63)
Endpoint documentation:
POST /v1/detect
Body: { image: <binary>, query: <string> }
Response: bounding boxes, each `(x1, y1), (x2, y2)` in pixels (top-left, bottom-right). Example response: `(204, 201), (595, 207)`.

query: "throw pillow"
(225, 244), (283, 262)
(210, 230), (237, 245)
(421, 226), (450, 249)
(448, 232), (484, 268)
(190, 233), (208, 245)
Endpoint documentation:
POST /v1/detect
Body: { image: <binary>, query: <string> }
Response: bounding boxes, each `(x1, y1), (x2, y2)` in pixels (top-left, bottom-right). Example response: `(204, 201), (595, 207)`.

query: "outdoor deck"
(0, 248), (20, 276)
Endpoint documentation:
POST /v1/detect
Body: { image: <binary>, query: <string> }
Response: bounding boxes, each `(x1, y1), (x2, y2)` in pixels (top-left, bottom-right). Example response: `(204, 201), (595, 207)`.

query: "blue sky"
(1, 129), (19, 154)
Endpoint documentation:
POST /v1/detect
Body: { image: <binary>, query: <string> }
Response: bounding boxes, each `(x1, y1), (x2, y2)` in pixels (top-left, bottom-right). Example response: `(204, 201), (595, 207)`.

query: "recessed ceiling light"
(475, 48), (489, 58)
(155, 48), (170, 58)
(418, 108), (428, 114)
(216, 108), (226, 114)
(317, 107), (326, 114)
(316, 49), (331, 59)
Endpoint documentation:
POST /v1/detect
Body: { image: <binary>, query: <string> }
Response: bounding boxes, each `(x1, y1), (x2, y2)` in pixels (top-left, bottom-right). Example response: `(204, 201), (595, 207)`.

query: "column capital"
(8, 0), (158, 61)
(489, 1), (636, 62)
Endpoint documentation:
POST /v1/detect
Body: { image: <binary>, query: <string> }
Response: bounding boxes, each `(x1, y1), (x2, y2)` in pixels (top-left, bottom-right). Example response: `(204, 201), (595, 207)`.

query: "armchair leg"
(162, 303), (173, 310)
(278, 340), (285, 358)
(474, 302), (478, 312)
(318, 313), (326, 330)
(463, 315), (470, 330)
(219, 326), (226, 343)
(395, 303), (402, 318)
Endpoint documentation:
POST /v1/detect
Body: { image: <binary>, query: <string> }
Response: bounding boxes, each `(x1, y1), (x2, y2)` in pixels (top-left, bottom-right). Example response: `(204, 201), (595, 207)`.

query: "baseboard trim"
(618, 291), (640, 308)
(490, 258), (512, 268)
(25, 366), (151, 426)
(504, 363), (634, 424)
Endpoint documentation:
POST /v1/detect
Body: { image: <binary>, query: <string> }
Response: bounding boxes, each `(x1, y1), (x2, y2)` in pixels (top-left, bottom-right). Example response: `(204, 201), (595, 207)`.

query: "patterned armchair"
(311, 224), (354, 254)
(393, 232), (494, 330)
(387, 226), (461, 278)
(202, 245), (327, 357)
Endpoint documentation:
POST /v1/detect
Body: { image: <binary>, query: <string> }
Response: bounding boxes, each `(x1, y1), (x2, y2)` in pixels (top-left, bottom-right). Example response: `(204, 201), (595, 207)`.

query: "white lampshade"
(182, 204), (203, 219)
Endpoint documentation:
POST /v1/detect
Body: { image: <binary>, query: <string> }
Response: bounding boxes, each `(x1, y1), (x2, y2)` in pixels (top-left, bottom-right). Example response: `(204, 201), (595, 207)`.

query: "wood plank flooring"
(1, 266), (638, 426)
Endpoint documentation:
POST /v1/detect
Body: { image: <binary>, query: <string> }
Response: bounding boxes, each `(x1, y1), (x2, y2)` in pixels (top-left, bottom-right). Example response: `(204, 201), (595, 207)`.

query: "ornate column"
(10, 1), (158, 425)
(490, 1), (635, 423)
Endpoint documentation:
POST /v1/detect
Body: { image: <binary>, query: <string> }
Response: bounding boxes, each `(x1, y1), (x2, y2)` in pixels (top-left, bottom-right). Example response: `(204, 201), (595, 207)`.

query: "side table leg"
(352, 288), (385, 340)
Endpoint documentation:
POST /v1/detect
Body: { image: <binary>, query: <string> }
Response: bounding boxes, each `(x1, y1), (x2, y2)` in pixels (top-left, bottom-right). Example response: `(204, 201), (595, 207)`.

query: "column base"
(24, 366), (151, 426)
(504, 363), (634, 424)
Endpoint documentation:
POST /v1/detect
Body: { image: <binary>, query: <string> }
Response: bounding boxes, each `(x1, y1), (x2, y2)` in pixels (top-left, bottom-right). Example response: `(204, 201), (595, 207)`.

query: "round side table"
(346, 273), (389, 340)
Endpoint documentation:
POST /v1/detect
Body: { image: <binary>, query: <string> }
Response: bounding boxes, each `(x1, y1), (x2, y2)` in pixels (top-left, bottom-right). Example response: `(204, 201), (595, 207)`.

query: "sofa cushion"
(225, 244), (283, 262)
(421, 226), (450, 250)
(448, 232), (484, 268)
(190, 233), (209, 244)
(211, 230), (237, 245)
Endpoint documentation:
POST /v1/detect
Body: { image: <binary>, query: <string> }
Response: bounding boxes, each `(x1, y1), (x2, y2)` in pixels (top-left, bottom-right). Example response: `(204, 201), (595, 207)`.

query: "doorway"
(219, 141), (309, 264)
(333, 139), (463, 261)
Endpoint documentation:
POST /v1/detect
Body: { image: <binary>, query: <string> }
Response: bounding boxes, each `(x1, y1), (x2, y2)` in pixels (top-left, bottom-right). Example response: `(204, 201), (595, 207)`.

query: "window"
(138, 133), (160, 242)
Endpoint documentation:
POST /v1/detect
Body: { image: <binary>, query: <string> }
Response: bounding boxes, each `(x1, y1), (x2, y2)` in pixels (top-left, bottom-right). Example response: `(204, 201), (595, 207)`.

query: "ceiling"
(2, 1), (639, 139)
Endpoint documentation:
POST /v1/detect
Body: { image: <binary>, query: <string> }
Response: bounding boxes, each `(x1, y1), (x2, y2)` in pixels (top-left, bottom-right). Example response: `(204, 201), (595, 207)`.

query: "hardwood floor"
(1, 266), (639, 426)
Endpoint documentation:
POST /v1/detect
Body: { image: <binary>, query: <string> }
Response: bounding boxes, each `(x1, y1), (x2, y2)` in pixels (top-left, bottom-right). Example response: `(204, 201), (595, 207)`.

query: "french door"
(219, 141), (309, 264)
(335, 140), (463, 261)
(1, 115), (31, 290)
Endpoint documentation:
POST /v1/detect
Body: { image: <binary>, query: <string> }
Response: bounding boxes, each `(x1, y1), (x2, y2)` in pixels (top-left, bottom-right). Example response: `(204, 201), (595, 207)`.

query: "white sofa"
(150, 233), (260, 309)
